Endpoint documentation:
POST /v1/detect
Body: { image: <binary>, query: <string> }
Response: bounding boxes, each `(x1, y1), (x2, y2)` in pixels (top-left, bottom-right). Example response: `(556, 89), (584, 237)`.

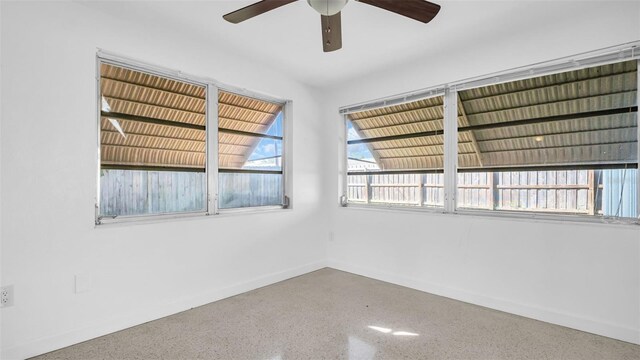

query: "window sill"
(454, 208), (639, 227)
(340, 204), (640, 228)
(343, 203), (446, 214)
(95, 206), (289, 228)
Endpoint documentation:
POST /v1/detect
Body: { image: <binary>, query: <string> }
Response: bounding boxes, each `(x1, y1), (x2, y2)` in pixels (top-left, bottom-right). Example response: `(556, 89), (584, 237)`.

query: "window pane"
(245, 138), (282, 170)
(99, 63), (207, 217)
(218, 91), (284, 209)
(218, 173), (283, 209)
(100, 170), (206, 216)
(345, 96), (445, 207)
(220, 136), (282, 171)
(456, 60), (638, 219)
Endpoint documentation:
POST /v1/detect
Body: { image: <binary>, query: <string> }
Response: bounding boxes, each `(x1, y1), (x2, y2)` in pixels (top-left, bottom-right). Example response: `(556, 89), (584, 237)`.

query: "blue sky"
(248, 112), (283, 161)
(347, 120), (375, 161)
(246, 116), (377, 165)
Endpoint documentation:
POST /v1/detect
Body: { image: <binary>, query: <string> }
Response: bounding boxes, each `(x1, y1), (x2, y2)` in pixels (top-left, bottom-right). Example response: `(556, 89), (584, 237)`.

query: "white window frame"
(95, 50), (292, 225)
(341, 89), (447, 213)
(339, 41), (640, 226)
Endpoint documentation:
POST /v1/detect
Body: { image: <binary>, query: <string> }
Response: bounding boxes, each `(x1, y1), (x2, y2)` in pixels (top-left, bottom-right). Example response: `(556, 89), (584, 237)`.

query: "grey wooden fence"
(100, 170), (282, 216)
(347, 170), (608, 215)
(218, 173), (283, 209)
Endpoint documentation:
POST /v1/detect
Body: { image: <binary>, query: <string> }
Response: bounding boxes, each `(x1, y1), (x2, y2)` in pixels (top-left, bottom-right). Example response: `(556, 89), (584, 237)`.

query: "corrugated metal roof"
(348, 60), (638, 171)
(348, 96), (446, 170)
(217, 90), (282, 169)
(100, 64), (282, 170)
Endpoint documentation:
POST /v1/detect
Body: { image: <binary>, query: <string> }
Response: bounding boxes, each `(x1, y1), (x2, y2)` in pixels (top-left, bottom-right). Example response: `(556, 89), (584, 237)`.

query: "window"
(98, 63), (208, 218)
(341, 46), (639, 223)
(218, 91), (285, 209)
(97, 57), (290, 223)
(345, 95), (445, 207)
(455, 60), (638, 219)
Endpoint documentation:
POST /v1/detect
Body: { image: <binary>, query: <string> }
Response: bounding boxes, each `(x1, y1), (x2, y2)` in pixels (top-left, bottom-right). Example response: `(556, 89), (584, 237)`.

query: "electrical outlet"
(329, 231), (335, 242)
(1, 285), (14, 307)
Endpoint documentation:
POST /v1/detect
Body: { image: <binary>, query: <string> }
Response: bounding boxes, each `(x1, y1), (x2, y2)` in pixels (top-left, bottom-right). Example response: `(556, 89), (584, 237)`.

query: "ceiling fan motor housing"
(307, 0), (349, 16)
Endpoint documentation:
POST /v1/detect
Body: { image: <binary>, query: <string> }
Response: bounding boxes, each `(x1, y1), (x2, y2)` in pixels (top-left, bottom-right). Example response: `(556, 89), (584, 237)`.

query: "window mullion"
(95, 58), (103, 225)
(207, 84), (220, 215)
(443, 87), (459, 213)
(281, 100), (293, 208)
(636, 59), (640, 221)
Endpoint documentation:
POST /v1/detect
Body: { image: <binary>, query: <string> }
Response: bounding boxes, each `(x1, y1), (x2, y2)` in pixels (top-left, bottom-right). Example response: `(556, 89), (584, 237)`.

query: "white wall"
(324, 1), (640, 345)
(0, 2), (327, 359)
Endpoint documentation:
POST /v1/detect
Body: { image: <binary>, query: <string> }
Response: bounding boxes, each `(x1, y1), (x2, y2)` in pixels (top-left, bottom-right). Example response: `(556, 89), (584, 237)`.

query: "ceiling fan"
(223, 0), (441, 52)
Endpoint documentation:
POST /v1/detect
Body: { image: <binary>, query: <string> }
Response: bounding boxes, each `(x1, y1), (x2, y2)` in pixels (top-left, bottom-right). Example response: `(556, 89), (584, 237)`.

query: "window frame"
(341, 90), (447, 212)
(215, 87), (290, 214)
(95, 51), (291, 225)
(339, 41), (640, 226)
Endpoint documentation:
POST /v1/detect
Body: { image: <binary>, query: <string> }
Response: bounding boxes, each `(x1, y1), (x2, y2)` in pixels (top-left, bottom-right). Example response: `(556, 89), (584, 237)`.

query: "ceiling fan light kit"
(223, 0), (441, 52)
(308, 0), (349, 16)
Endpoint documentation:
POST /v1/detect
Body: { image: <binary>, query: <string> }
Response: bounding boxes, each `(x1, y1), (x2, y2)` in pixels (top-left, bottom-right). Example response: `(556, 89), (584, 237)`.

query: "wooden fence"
(347, 170), (597, 214)
(218, 173), (283, 209)
(100, 170), (282, 216)
(100, 170), (206, 216)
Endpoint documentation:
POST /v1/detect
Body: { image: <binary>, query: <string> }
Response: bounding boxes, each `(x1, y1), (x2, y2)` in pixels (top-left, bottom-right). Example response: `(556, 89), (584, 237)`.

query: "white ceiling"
(82, 1), (622, 88)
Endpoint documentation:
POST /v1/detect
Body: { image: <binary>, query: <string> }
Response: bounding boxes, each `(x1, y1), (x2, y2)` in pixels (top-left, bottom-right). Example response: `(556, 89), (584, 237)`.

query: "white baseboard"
(326, 260), (640, 345)
(1, 260), (327, 360)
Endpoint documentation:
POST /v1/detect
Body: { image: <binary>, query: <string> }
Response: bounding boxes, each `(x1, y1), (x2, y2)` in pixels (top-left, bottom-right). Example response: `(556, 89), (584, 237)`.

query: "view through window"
(98, 63), (289, 220)
(218, 91), (285, 209)
(344, 60), (638, 219)
(346, 96), (445, 207)
(99, 63), (207, 217)
(455, 60), (638, 218)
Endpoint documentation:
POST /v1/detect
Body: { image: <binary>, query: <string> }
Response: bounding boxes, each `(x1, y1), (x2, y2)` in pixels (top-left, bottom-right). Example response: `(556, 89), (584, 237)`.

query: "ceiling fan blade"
(356, 0), (441, 23)
(321, 12), (342, 52)
(223, 0), (298, 24)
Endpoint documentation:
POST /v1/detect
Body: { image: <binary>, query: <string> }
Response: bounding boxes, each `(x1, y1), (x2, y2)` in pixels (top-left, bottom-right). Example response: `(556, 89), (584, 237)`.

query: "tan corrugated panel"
(217, 91), (282, 169)
(378, 156), (444, 170)
(373, 136), (443, 149)
(461, 72), (637, 116)
(482, 143), (638, 167)
(102, 132), (205, 153)
(100, 64), (282, 170)
(101, 64), (205, 126)
(458, 154), (481, 168)
(472, 113), (636, 142)
(348, 61), (637, 172)
(478, 128), (636, 153)
(101, 146), (205, 169)
(460, 61), (636, 100)
(101, 118), (205, 142)
(101, 64), (207, 168)
(459, 60), (638, 168)
(101, 64), (205, 98)
(348, 96), (446, 170)
(359, 119), (442, 139)
(352, 97), (443, 134)
(466, 93), (637, 126)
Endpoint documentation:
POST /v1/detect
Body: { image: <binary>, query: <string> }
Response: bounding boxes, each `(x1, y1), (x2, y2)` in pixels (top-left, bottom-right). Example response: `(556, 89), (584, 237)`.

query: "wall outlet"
(329, 231), (335, 242)
(1, 285), (14, 307)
